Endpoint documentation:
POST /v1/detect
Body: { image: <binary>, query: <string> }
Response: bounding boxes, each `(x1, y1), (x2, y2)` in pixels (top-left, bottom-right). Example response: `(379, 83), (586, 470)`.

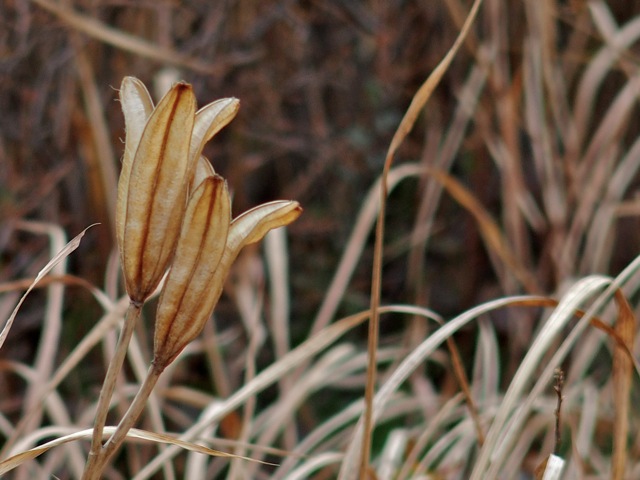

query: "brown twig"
(553, 367), (564, 455)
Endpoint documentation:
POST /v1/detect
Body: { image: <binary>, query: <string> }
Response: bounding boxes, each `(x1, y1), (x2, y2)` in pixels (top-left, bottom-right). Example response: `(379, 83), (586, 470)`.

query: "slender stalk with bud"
(82, 77), (301, 479)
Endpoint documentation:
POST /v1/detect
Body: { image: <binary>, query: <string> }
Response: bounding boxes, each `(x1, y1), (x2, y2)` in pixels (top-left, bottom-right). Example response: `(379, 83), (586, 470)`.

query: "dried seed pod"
(116, 77), (239, 303)
(153, 197), (302, 368)
(115, 77), (154, 266)
(228, 201), (303, 249)
(191, 156), (216, 193)
(154, 175), (231, 367)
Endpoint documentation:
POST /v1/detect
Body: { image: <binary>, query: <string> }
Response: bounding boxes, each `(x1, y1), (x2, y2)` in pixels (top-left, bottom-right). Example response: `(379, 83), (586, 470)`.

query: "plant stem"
(87, 363), (164, 478)
(82, 301), (141, 479)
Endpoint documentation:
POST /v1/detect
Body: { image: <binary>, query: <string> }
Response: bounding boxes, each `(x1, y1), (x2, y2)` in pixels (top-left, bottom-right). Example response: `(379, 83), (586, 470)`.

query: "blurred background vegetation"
(1, 0), (481, 339)
(3, 0), (639, 337)
(2, 0), (640, 477)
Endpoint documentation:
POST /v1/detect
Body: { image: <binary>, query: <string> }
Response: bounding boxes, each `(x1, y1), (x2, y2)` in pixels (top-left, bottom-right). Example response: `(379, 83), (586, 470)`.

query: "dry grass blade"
(611, 290), (636, 480)
(132, 306), (406, 479)
(30, 0), (218, 73)
(265, 227), (292, 361)
(0, 288), (123, 459)
(475, 276), (613, 479)
(425, 167), (541, 293)
(74, 48), (118, 231)
(341, 296), (552, 478)
(360, 0), (484, 474)
(7, 1), (640, 477)
(0, 224), (97, 350)
(0, 427), (274, 476)
(445, 336), (485, 446)
(312, 163), (424, 335)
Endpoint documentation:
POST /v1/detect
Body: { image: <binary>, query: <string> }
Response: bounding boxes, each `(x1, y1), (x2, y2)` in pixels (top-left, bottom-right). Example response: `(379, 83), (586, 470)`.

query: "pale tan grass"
(5, 1), (640, 477)
(482, 1), (534, 295)
(264, 228), (298, 452)
(522, 33), (567, 240)
(1, 426), (271, 475)
(184, 402), (221, 479)
(265, 215), (293, 360)
(3, 295), (126, 457)
(478, 253), (640, 477)
(565, 381), (599, 477)
(503, 410), (556, 477)
(341, 297), (544, 477)
(271, 400), (363, 479)
(395, 393), (465, 480)
(360, 0), (483, 470)
(567, 254), (640, 384)
(583, 136), (640, 272)
(228, 250), (265, 480)
(245, 344), (359, 474)
(472, 317), (501, 407)
(420, 415), (478, 472)
(125, 325), (176, 480)
(285, 452), (344, 480)
(571, 4), (640, 153)
(130, 305), (414, 479)
(563, 75), (640, 275)
(475, 277), (612, 478)
(0, 360), (85, 475)
(311, 163), (424, 335)
(377, 428), (408, 479)
(0, 222), (95, 471)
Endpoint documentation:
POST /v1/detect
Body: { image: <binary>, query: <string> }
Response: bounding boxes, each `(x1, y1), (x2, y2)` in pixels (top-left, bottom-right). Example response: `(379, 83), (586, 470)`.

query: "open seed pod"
(153, 187), (302, 367)
(116, 77), (239, 303)
(154, 175), (231, 367)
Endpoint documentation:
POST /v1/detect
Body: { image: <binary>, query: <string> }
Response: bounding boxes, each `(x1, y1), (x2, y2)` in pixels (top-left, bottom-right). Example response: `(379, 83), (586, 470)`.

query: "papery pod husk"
(208, 200), (302, 308)
(188, 99), (238, 194)
(116, 77), (154, 267)
(120, 82), (197, 303)
(189, 98), (239, 163)
(154, 175), (231, 367)
(229, 201), (303, 248)
(153, 199), (301, 367)
(191, 156), (216, 193)
(117, 82), (238, 255)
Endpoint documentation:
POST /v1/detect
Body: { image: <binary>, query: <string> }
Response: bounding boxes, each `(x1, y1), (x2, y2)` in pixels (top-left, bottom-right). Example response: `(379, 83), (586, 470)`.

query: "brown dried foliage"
(2, 0), (640, 478)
